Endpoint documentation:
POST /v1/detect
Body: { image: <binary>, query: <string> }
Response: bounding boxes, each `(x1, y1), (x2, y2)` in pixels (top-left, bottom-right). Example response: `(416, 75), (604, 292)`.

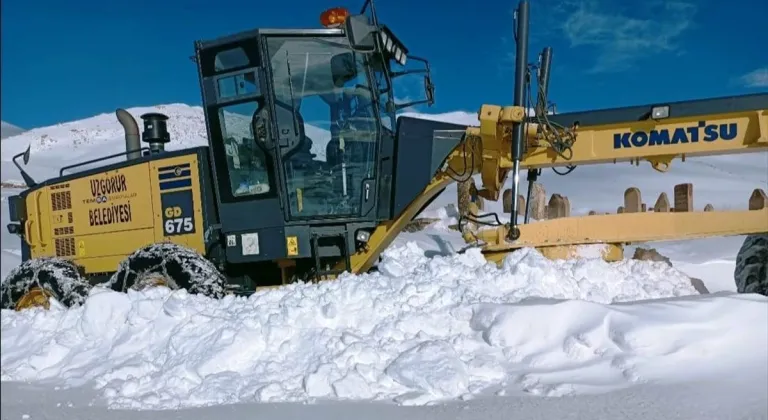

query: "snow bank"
(5, 243), (760, 411)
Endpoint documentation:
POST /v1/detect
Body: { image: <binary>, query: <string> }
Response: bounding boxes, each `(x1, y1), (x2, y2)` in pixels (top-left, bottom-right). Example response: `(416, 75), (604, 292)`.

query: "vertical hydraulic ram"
(524, 46), (551, 224)
(507, 0), (529, 240)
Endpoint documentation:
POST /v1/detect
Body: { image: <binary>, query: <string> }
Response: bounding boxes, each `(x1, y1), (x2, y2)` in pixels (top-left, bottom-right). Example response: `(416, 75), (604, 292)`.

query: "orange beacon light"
(320, 7), (350, 28)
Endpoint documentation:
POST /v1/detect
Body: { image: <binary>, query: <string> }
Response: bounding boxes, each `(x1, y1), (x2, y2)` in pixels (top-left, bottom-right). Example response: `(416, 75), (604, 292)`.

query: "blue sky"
(2, 0), (766, 129)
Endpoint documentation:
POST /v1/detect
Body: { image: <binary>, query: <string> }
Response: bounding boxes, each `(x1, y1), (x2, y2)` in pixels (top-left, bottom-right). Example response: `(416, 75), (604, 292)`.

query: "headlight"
(395, 49), (404, 65)
(7, 223), (21, 235)
(380, 31), (389, 51)
(651, 105), (670, 120)
(355, 229), (371, 243)
(379, 27), (408, 66)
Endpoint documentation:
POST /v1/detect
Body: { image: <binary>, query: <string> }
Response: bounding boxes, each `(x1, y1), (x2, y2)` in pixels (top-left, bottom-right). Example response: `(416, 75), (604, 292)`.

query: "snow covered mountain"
(0, 104), (331, 185)
(1, 121), (25, 139)
(1, 104), (208, 184)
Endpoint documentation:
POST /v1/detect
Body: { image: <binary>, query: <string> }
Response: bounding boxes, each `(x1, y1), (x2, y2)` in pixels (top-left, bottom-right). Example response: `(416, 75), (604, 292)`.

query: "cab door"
(262, 34), (383, 223)
(196, 39), (288, 262)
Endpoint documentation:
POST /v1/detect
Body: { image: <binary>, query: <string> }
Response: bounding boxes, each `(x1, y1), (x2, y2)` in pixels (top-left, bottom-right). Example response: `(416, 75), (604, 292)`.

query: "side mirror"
(424, 74), (435, 106)
(331, 52), (358, 88)
(22, 145), (31, 165)
(344, 15), (376, 52)
(12, 145), (37, 188)
(390, 56), (436, 111)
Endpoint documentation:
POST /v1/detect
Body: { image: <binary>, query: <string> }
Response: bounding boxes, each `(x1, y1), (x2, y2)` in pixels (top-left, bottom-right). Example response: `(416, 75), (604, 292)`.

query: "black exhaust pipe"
(116, 109), (141, 160)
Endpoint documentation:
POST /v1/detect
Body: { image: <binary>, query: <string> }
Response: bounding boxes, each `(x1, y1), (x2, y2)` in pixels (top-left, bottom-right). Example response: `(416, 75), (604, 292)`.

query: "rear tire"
(108, 242), (226, 299)
(1, 257), (91, 310)
(734, 234), (768, 296)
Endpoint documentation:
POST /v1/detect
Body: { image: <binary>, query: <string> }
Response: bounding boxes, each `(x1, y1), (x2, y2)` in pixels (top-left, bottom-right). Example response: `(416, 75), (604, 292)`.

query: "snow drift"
(3, 243), (764, 411)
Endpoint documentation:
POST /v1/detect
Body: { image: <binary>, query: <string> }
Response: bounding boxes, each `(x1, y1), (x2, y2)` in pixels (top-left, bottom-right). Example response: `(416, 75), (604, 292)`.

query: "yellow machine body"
(23, 153), (206, 275)
(342, 105), (768, 274)
(20, 107), (767, 279)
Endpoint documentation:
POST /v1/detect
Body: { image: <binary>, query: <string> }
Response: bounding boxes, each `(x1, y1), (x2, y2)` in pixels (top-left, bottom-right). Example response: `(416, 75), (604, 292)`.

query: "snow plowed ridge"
(4, 244), (764, 410)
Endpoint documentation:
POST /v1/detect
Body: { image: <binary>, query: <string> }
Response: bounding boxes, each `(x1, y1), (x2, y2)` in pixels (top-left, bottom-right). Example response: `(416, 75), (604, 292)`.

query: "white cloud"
(559, 1), (697, 73)
(738, 67), (768, 88)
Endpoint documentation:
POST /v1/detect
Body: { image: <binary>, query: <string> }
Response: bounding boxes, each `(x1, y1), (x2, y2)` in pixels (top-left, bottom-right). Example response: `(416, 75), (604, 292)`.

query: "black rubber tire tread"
(0, 257), (91, 309)
(734, 233), (768, 296)
(108, 242), (226, 299)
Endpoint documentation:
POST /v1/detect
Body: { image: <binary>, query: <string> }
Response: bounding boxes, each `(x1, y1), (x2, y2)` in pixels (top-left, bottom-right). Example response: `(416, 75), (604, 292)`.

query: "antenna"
(536, 47), (552, 116)
(360, 0), (380, 26)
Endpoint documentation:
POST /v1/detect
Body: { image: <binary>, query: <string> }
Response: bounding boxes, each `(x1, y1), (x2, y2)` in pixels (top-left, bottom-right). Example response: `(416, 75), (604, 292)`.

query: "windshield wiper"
(284, 51), (300, 136)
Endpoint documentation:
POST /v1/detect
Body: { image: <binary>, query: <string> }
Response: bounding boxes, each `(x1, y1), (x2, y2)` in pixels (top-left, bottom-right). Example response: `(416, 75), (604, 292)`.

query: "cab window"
(370, 58), (395, 132)
(215, 70), (273, 197)
(266, 36), (380, 218)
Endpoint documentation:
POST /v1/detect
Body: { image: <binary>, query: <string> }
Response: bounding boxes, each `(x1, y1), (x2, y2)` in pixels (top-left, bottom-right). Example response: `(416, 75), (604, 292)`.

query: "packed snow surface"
(3, 243), (765, 411)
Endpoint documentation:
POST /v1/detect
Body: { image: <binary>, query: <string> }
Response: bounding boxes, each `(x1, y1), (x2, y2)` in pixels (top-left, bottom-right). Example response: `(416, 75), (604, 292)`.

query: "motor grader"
(3, 0), (767, 311)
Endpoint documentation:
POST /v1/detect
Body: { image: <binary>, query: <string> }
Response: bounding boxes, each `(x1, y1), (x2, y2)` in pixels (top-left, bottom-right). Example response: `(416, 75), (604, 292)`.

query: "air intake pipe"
(116, 109), (142, 160)
(140, 112), (170, 154)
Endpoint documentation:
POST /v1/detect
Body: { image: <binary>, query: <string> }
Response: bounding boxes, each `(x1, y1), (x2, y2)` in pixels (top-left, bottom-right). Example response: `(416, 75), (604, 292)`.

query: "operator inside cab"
(214, 39), (379, 206)
(210, 6), (411, 218)
(263, 35), (379, 217)
(216, 67), (273, 197)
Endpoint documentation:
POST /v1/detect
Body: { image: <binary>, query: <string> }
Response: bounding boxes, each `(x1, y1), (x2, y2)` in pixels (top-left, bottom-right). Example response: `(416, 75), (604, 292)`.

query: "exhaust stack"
(116, 109), (141, 160)
(140, 113), (170, 154)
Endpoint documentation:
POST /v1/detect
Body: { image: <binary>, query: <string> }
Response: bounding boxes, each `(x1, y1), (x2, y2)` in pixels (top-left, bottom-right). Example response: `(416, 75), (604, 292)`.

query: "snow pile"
(3, 243), (755, 411)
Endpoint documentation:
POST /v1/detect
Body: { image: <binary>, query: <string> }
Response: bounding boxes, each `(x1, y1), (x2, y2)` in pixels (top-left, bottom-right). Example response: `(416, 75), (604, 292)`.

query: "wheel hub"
(132, 272), (171, 291)
(15, 287), (55, 311)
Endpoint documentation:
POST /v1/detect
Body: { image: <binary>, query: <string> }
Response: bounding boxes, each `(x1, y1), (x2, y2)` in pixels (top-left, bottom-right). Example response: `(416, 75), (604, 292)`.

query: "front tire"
(734, 234), (768, 296)
(1, 257), (91, 310)
(108, 242), (226, 299)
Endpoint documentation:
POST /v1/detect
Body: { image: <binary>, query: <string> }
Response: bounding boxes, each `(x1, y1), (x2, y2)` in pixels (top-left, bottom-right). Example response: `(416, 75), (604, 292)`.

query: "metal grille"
(53, 226), (74, 236)
(55, 237), (75, 257)
(51, 191), (72, 211)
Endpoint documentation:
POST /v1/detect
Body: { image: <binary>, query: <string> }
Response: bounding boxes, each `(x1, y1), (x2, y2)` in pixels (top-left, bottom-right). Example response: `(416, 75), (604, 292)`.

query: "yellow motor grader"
(3, 1), (767, 310)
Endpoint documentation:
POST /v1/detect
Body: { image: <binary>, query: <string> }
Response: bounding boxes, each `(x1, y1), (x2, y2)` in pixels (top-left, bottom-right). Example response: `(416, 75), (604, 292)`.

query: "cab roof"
(196, 28), (345, 51)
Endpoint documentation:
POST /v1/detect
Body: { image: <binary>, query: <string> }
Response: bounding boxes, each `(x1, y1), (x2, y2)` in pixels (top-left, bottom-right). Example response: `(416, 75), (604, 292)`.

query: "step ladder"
(310, 231), (352, 281)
